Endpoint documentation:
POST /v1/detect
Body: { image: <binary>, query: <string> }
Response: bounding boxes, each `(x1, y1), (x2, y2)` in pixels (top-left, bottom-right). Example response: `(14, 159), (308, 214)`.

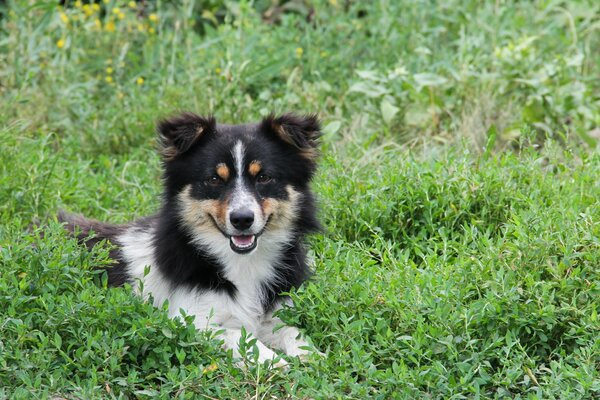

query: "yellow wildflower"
(83, 4), (93, 16)
(105, 21), (116, 32)
(74, 0), (82, 8)
(112, 7), (120, 15)
(94, 18), (101, 29)
(92, 4), (100, 11)
(60, 12), (69, 24)
(148, 27), (155, 34)
(128, 1), (136, 8)
(106, 67), (113, 74)
(136, 77), (144, 85)
(202, 363), (218, 374)
(118, 12), (125, 20)
(215, 67), (222, 74)
(103, 0), (110, 3)
(56, 39), (65, 49)
(295, 47), (304, 58)
(149, 13), (158, 22)
(105, 76), (113, 83)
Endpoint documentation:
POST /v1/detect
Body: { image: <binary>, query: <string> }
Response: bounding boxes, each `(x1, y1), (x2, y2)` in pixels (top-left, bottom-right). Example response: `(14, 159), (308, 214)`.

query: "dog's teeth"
(231, 235), (255, 248)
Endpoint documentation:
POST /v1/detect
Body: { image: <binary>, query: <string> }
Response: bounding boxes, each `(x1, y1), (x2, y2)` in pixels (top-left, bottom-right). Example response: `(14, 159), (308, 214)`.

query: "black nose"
(230, 209), (254, 231)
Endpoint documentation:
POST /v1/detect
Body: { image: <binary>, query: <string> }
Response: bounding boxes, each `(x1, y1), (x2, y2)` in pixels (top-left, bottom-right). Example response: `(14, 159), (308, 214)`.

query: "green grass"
(1, 0), (599, 398)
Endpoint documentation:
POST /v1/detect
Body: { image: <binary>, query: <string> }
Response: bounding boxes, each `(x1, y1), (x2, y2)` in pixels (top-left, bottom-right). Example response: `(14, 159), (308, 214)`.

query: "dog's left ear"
(261, 113), (321, 160)
(157, 112), (216, 161)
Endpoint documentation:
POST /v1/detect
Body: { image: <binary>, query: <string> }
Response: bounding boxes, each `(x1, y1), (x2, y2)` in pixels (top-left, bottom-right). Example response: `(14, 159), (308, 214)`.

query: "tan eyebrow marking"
(248, 160), (261, 177)
(216, 163), (230, 181)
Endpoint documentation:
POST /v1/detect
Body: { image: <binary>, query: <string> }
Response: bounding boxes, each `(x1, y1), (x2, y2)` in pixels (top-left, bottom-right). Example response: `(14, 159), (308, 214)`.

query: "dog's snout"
(230, 209), (254, 231)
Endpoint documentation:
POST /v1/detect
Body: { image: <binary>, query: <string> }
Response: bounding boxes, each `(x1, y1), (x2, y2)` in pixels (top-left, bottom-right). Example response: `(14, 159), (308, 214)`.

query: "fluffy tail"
(58, 210), (125, 248)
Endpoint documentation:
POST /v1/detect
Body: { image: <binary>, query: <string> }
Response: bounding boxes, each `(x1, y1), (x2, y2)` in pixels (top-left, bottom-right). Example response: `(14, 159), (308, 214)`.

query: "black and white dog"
(59, 112), (322, 366)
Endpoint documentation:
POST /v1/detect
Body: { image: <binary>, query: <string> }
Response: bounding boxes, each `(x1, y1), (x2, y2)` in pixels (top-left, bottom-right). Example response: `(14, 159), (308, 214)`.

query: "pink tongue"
(232, 235), (254, 247)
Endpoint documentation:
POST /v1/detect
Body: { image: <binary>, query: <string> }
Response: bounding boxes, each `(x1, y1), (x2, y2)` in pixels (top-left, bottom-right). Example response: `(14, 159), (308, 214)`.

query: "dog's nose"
(230, 209), (254, 231)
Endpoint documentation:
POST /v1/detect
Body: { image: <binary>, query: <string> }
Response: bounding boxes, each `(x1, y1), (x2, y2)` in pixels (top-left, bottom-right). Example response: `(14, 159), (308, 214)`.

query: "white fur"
(117, 222), (314, 366)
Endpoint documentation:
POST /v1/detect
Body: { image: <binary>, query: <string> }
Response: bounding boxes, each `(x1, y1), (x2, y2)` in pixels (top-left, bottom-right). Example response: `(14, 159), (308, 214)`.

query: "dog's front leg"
(257, 301), (321, 359)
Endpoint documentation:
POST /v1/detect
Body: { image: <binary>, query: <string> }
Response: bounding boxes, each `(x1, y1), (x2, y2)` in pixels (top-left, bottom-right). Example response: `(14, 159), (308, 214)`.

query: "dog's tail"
(58, 210), (126, 248)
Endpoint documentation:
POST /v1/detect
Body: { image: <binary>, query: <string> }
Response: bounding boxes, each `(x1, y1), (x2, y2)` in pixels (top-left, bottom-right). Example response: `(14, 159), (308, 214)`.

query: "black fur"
(152, 205), (238, 297)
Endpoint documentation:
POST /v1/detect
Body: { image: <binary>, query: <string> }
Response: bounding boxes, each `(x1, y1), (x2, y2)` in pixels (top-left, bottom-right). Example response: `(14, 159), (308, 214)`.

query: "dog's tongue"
(231, 235), (255, 248)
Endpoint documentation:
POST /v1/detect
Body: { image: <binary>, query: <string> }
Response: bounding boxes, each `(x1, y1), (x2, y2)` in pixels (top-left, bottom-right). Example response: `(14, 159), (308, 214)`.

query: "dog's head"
(157, 112), (321, 256)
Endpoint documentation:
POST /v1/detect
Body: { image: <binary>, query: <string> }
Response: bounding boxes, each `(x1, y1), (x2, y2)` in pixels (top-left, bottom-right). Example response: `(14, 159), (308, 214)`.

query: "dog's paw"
(286, 345), (325, 362)
(237, 347), (289, 370)
(269, 356), (289, 370)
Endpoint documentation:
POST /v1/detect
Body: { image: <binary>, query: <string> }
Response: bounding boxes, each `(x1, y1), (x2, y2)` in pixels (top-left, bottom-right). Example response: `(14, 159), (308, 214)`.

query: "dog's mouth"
(229, 234), (257, 254)
(207, 214), (272, 255)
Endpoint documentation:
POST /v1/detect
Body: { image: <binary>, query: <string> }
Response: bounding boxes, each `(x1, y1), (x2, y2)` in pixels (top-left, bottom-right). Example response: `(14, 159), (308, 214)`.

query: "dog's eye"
(256, 173), (272, 184)
(205, 176), (222, 186)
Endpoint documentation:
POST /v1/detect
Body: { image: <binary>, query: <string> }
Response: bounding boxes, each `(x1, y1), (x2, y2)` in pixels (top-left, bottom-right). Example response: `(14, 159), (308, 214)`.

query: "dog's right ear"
(157, 113), (216, 161)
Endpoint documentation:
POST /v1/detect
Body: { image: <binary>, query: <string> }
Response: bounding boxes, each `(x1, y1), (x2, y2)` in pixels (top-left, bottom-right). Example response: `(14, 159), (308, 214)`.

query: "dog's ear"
(157, 113), (216, 161)
(261, 113), (321, 160)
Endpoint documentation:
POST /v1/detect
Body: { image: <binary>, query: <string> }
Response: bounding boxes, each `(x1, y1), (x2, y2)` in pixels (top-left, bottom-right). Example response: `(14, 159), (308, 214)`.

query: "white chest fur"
(117, 226), (279, 332)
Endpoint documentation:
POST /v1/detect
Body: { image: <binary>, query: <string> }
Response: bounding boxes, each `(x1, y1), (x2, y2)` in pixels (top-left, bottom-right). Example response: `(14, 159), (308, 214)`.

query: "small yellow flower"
(106, 67), (113, 74)
(56, 39), (66, 49)
(83, 4), (93, 16)
(295, 47), (304, 58)
(202, 363), (218, 374)
(92, 4), (100, 11)
(94, 18), (102, 29)
(105, 75), (113, 83)
(320, 50), (328, 58)
(59, 12), (69, 24)
(74, 0), (83, 8)
(128, 1), (136, 8)
(136, 77), (144, 85)
(149, 13), (158, 22)
(105, 21), (116, 32)
(118, 12), (125, 20)
(148, 27), (155, 34)
(137, 23), (145, 32)
(103, 0), (110, 3)
(112, 7), (120, 15)
(215, 67), (222, 74)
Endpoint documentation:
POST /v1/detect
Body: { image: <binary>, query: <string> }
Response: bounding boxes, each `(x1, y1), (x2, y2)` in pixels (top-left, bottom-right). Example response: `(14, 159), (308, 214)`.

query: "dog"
(59, 112), (323, 366)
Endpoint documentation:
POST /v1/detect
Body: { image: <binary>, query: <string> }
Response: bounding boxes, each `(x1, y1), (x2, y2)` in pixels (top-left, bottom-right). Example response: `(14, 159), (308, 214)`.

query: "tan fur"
(248, 160), (262, 177)
(161, 126), (205, 161)
(263, 186), (301, 231)
(216, 163), (230, 181)
(270, 122), (318, 161)
(178, 185), (228, 229)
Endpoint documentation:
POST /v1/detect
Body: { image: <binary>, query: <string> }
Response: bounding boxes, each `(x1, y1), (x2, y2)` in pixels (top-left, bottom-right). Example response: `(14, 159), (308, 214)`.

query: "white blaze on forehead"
(228, 140), (263, 231)
(232, 141), (245, 178)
